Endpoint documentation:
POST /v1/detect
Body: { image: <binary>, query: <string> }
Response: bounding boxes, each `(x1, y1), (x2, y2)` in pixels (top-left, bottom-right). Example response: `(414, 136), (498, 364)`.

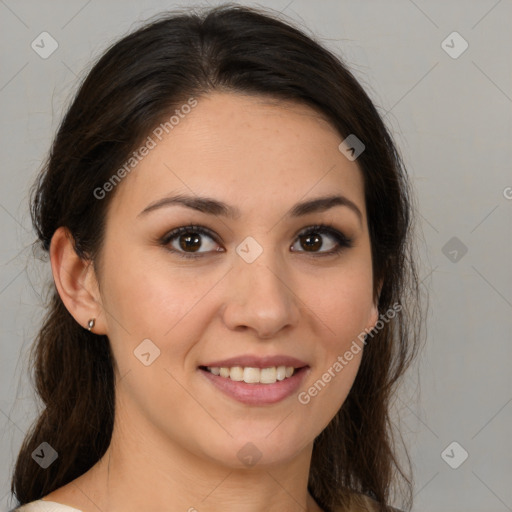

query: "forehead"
(107, 91), (366, 223)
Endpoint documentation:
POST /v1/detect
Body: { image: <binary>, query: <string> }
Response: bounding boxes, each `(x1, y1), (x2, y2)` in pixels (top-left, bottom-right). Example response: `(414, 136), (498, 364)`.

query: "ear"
(366, 278), (383, 331)
(50, 226), (106, 334)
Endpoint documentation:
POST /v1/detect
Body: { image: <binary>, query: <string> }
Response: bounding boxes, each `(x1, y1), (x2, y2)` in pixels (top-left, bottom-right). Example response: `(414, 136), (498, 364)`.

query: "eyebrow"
(138, 193), (363, 226)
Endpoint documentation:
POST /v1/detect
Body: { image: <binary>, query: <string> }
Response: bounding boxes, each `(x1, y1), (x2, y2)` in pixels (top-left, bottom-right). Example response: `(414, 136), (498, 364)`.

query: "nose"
(221, 252), (301, 339)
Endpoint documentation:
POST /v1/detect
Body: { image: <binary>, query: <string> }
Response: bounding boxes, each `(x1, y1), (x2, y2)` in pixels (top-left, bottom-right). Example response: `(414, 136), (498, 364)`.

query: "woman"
(10, 4), (423, 511)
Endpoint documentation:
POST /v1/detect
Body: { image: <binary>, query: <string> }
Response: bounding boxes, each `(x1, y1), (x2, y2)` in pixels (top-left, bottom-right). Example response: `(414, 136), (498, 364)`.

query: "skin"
(47, 92), (380, 512)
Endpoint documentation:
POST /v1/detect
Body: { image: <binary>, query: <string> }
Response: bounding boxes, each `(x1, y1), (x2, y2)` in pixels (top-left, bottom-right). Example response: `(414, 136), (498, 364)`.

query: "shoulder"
(12, 500), (83, 512)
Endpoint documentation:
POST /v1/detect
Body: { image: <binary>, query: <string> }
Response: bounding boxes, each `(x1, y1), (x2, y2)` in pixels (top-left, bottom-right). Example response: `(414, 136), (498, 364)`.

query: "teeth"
(205, 365), (297, 384)
(243, 367), (261, 383)
(230, 366), (244, 381)
(276, 366), (286, 381)
(260, 367), (276, 384)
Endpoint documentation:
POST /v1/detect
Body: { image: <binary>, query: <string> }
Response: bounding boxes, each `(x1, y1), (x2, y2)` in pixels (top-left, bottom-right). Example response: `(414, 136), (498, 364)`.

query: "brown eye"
(161, 225), (221, 258)
(160, 223), (353, 260)
(291, 225), (353, 256)
(299, 232), (323, 252)
(178, 232), (202, 252)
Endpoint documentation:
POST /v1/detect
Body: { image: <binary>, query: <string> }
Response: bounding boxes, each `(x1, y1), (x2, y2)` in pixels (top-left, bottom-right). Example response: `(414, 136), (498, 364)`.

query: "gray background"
(1, 1), (511, 511)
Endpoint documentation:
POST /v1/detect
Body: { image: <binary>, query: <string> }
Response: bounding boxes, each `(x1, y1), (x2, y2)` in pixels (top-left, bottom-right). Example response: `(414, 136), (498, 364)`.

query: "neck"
(67, 406), (324, 512)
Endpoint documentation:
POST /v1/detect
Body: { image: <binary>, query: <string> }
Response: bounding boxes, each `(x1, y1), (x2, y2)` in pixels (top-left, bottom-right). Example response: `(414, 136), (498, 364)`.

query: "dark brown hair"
(11, 4), (424, 511)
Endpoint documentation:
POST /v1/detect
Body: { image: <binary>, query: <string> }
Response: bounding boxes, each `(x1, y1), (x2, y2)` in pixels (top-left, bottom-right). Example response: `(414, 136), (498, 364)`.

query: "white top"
(14, 500), (82, 512)
(14, 496), (388, 512)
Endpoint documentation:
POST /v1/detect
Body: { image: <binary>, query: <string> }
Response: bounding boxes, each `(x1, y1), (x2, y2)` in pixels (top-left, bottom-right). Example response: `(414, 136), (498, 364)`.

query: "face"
(94, 91), (378, 468)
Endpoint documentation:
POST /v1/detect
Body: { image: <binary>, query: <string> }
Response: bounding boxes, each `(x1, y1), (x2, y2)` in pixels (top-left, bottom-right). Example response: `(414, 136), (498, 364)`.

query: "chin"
(199, 431), (310, 470)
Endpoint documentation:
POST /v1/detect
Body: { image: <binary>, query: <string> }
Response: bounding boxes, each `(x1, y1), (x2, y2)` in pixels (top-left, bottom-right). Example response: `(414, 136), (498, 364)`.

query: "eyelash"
(159, 223), (354, 260)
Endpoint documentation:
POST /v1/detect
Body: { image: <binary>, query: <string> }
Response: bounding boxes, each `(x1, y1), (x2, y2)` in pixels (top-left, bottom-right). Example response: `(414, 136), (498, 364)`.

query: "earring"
(87, 318), (96, 331)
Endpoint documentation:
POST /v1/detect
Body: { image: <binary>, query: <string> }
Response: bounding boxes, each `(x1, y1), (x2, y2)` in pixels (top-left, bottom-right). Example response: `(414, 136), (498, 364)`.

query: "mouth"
(199, 365), (303, 384)
(198, 364), (310, 405)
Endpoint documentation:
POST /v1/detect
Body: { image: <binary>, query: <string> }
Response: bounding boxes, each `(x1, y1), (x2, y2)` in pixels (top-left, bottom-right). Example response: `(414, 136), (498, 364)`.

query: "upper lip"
(200, 355), (309, 369)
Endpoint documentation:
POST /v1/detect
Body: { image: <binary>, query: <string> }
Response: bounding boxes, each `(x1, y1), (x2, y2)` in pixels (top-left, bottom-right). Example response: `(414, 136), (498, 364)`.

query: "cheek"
(97, 248), (212, 424)
(295, 262), (372, 418)
(302, 260), (375, 341)
(98, 244), (228, 383)
(100, 245), (210, 334)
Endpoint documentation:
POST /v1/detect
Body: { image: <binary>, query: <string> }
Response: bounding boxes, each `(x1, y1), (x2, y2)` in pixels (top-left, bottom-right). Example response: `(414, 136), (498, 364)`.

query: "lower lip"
(199, 367), (309, 405)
